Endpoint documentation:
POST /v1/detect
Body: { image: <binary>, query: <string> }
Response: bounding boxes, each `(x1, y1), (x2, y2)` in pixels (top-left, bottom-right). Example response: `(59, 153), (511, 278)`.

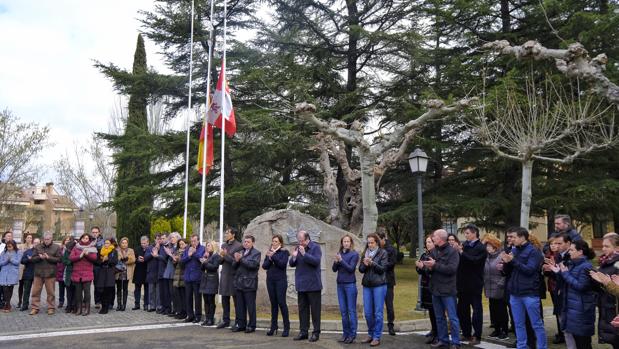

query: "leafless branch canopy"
(466, 77), (616, 164)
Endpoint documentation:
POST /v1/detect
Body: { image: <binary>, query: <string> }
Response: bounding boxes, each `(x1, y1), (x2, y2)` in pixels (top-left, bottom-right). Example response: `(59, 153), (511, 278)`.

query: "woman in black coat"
(199, 241), (222, 326)
(592, 234), (619, 349)
(95, 238), (118, 314)
(262, 234), (291, 337)
(416, 235), (438, 344)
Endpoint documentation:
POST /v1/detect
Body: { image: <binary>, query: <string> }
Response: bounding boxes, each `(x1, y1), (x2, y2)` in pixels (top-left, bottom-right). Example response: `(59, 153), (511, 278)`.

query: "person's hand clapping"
(298, 245), (305, 256)
(234, 251), (242, 262)
(590, 270), (611, 285)
(422, 257), (436, 269)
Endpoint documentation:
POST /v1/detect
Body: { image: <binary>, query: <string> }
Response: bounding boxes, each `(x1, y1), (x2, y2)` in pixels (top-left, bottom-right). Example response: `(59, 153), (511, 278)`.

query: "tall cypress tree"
(102, 34), (153, 247)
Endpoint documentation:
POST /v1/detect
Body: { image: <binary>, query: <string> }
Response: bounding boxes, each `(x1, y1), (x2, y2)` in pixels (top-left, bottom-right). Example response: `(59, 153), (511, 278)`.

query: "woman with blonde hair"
(199, 240), (222, 326)
(115, 237), (135, 311)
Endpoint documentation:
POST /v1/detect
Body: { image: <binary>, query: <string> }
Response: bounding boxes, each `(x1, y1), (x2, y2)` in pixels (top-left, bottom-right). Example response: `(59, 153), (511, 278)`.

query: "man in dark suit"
(290, 230), (322, 342)
(232, 235), (261, 333)
(217, 228), (243, 329)
(132, 236), (149, 310)
(457, 224), (487, 345)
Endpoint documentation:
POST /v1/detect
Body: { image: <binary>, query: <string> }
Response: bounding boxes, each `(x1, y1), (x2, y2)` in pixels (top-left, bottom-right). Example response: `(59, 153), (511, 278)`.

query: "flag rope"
(198, 0), (216, 245)
(182, 0), (196, 239)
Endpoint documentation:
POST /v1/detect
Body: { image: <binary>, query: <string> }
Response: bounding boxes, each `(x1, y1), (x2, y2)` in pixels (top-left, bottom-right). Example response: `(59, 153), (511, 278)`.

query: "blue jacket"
(20, 248), (36, 280)
(332, 249), (359, 284)
(506, 242), (543, 297)
(0, 250), (22, 285)
(289, 241), (322, 292)
(144, 245), (159, 284)
(181, 244), (205, 283)
(262, 248), (290, 281)
(558, 257), (596, 337)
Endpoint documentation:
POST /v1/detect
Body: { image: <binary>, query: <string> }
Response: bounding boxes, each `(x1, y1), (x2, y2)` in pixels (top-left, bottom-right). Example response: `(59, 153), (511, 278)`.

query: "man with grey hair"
(422, 229), (461, 349)
(550, 215), (581, 241)
(29, 232), (61, 315)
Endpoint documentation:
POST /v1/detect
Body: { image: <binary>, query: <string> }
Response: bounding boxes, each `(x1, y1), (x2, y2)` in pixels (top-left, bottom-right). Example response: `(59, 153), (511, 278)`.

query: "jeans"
(337, 283), (358, 339)
(432, 295), (461, 345)
(458, 292), (483, 339)
(267, 278), (290, 331)
(510, 296), (547, 349)
(363, 285), (387, 340)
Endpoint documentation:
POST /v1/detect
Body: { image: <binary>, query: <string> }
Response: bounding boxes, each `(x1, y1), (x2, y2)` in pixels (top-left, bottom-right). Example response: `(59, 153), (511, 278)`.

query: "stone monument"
(245, 209), (364, 310)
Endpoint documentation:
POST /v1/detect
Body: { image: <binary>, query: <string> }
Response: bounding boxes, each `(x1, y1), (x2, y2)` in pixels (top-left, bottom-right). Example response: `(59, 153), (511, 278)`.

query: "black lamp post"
(409, 148), (428, 311)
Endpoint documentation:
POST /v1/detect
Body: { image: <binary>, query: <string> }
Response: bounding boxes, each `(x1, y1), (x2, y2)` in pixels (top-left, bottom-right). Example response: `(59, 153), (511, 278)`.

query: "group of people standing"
(416, 215), (619, 349)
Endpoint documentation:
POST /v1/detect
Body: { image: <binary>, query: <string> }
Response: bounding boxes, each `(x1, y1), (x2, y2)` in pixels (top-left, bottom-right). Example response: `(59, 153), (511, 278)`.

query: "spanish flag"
(197, 122), (213, 175)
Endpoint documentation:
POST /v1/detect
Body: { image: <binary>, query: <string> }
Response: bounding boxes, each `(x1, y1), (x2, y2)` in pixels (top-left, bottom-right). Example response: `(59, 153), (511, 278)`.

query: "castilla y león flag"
(197, 123), (214, 175)
(207, 62), (236, 137)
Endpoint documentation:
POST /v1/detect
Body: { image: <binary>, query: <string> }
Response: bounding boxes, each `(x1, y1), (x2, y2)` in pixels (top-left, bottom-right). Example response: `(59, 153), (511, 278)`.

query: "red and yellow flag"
(197, 123), (214, 175)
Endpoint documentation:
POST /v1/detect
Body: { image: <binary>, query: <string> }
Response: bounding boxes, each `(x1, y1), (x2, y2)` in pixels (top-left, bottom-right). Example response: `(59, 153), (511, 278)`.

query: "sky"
(0, 0), (170, 183)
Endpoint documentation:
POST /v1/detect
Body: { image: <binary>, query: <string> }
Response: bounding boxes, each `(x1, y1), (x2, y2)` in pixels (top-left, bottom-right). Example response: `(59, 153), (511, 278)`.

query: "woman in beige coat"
(115, 237), (136, 311)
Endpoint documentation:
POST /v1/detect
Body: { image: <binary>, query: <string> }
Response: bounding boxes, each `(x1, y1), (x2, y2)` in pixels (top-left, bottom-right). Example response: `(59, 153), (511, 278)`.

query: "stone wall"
(244, 209), (363, 309)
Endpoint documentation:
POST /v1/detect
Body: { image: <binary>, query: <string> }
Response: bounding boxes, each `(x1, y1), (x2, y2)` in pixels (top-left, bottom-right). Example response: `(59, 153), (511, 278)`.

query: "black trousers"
(93, 266), (102, 304)
(428, 306), (438, 336)
(2, 285), (14, 306)
(133, 282), (146, 307)
(202, 293), (216, 321)
(21, 279), (33, 308)
(66, 284), (76, 310)
(457, 292), (483, 339)
(386, 285), (395, 326)
(173, 286), (186, 315)
(267, 278), (290, 330)
(184, 281), (202, 320)
(159, 279), (172, 312)
(100, 286), (115, 308)
(115, 280), (129, 307)
(18, 279), (24, 305)
(573, 335), (593, 349)
(298, 291), (321, 335)
(74, 281), (91, 306)
(236, 290), (257, 330)
(221, 294), (237, 324)
(489, 298), (509, 333)
(58, 281), (66, 305)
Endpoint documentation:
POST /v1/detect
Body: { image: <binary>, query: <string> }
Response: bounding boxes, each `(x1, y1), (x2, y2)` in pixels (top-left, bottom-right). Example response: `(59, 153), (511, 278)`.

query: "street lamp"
(408, 148), (428, 311)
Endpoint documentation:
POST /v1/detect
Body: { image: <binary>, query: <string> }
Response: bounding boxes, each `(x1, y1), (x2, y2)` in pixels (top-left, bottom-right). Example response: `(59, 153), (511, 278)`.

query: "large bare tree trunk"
(520, 160), (534, 228)
(360, 152), (378, 237)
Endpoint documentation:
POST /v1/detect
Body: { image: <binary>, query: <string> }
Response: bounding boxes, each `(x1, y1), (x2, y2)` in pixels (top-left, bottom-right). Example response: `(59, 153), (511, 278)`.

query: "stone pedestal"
(244, 209), (363, 309)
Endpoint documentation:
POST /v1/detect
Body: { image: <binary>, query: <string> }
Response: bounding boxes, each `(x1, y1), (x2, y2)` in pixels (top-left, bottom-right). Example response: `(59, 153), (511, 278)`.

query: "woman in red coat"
(69, 233), (98, 315)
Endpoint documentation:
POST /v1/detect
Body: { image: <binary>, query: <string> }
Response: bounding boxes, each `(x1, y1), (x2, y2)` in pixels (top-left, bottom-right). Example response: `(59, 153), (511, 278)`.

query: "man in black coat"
(132, 236), (149, 310)
(378, 230), (397, 335)
(232, 235), (261, 333)
(456, 224), (486, 345)
(217, 228), (243, 329)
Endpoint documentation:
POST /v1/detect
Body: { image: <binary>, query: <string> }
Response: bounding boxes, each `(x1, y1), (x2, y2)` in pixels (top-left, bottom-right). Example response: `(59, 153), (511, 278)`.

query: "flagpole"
(219, 0), (228, 253)
(182, 0), (195, 239)
(199, 0), (216, 246)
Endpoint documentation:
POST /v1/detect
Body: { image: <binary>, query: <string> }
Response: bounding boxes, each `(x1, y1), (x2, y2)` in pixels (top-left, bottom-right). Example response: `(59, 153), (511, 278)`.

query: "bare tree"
(0, 108), (50, 202)
(465, 77), (616, 228)
(296, 98), (477, 237)
(483, 40), (619, 107)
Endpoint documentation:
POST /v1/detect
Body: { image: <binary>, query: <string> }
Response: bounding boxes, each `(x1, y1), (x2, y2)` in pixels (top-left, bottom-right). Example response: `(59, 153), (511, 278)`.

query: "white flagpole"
(198, 0), (216, 246)
(182, 0), (195, 239)
(218, 0), (228, 252)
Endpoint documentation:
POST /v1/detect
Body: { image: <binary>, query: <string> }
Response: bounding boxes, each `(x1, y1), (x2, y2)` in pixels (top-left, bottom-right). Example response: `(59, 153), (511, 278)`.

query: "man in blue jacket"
(501, 227), (547, 349)
(290, 230), (322, 342)
(181, 234), (205, 323)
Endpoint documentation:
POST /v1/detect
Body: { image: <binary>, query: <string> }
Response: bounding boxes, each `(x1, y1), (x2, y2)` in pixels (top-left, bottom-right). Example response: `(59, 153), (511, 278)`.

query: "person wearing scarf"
(115, 237), (135, 311)
(359, 233), (388, 347)
(95, 238), (118, 314)
(69, 233), (98, 315)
